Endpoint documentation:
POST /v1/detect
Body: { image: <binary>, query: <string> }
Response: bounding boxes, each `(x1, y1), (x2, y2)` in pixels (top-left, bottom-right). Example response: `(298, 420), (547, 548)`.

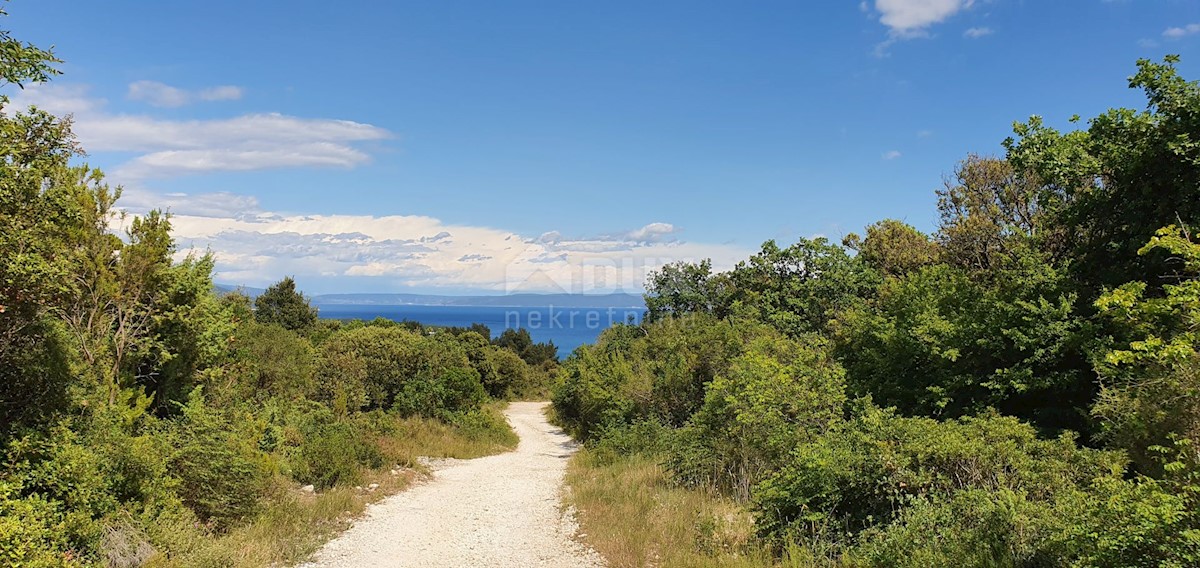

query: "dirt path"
(298, 401), (604, 568)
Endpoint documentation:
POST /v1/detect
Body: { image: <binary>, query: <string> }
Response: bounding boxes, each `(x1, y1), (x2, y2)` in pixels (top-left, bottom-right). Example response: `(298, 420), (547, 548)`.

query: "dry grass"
(150, 404), (518, 568)
(565, 449), (774, 568)
(564, 449), (852, 568)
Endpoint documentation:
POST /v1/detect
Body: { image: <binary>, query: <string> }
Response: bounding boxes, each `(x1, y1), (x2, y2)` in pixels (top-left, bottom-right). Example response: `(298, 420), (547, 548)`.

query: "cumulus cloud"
(9, 83), (389, 179)
(1164, 23), (1200, 39)
(963, 26), (993, 38)
(625, 222), (680, 243)
(127, 80), (244, 107)
(145, 210), (750, 294)
(875, 0), (973, 37)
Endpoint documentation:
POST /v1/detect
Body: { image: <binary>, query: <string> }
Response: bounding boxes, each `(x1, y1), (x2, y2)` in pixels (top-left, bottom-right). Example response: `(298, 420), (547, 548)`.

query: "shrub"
(318, 326), (476, 414)
(290, 411), (383, 490)
(479, 347), (528, 399)
(856, 488), (1063, 567)
(752, 406), (1122, 545)
(677, 334), (847, 496)
(391, 367), (487, 418)
(166, 395), (269, 530)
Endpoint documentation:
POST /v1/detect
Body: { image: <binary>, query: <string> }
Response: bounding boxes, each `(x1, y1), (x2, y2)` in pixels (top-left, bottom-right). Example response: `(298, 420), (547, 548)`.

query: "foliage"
(674, 334), (847, 498)
(553, 315), (773, 441)
(844, 219), (939, 278)
(253, 277), (317, 333)
(1006, 56), (1200, 295)
(832, 260), (1092, 433)
(752, 407), (1120, 546)
(935, 155), (1056, 275)
(645, 259), (734, 321)
(1094, 225), (1200, 471)
(316, 325), (485, 417)
(493, 327), (558, 365)
(729, 238), (878, 337)
(290, 409), (383, 490)
(165, 394), (270, 531)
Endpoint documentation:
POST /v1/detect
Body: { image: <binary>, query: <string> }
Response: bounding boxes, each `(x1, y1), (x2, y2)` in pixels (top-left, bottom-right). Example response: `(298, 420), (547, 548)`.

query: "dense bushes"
(557, 56), (1200, 567)
(752, 409), (1119, 544)
(165, 397), (270, 530)
(0, 57), (550, 565)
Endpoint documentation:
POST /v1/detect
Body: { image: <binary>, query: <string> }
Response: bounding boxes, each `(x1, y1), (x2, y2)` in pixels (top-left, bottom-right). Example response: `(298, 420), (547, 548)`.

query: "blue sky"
(7, 0), (1200, 294)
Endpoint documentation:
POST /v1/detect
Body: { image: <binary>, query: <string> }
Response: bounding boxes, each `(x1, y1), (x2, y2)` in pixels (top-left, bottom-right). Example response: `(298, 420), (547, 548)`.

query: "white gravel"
(298, 401), (605, 568)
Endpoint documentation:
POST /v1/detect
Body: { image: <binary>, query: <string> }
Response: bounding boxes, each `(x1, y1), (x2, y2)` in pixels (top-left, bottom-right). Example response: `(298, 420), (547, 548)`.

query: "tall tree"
(644, 259), (733, 321)
(730, 238), (877, 337)
(844, 218), (939, 278)
(1006, 56), (1200, 294)
(254, 276), (317, 332)
(936, 155), (1058, 275)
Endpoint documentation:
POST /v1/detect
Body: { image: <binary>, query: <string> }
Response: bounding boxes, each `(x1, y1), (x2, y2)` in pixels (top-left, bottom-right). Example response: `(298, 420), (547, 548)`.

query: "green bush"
(290, 411), (383, 490)
(856, 489), (1063, 567)
(166, 395), (269, 530)
(318, 326), (483, 416)
(752, 406), (1122, 545)
(448, 407), (521, 449)
(0, 483), (86, 567)
(677, 334), (847, 496)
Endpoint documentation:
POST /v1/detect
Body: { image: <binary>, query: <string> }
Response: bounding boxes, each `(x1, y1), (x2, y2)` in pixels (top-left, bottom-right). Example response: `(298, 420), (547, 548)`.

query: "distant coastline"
(214, 284), (646, 310)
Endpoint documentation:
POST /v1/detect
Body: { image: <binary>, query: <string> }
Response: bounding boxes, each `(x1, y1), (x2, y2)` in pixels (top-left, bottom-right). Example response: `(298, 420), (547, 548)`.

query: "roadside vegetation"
(556, 56), (1200, 567)
(0, 16), (557, 566)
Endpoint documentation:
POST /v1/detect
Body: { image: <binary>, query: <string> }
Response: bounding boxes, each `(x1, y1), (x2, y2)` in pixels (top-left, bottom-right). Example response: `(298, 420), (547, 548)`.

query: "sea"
(315, 304), (645, 356)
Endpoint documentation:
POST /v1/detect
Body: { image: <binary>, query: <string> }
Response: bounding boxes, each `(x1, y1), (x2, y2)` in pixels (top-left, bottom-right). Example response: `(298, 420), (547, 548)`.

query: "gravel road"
(298, 401), (604, 568)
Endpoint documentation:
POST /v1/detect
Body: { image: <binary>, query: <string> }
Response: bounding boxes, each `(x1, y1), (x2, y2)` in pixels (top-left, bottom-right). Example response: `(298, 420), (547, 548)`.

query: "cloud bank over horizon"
(141, 204), (750, 296)
(9, 82), (753, 295)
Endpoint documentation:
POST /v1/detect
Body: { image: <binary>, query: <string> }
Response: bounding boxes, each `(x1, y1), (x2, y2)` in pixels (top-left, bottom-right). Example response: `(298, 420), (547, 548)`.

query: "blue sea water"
(316, 304), (645, 356)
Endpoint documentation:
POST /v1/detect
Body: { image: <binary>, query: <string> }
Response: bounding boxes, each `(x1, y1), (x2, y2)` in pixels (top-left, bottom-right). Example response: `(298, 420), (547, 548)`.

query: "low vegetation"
(0, 20), (550, 565)
(557, 56), (1200, 567)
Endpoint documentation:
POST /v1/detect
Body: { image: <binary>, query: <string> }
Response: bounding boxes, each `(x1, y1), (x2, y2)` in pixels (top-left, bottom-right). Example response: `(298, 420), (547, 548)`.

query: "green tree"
(730, 238), (877, 337)
(493, 327), (558, 365)
(844, 218), (939, 278)
(644, 259), (734, 321)
(935, 155), (1058, 275)
(1006, 56), (1200, 294)
(1094, 225), (1200, 472)
(254, 276), (317, 332)
(832, 260), (1090, 433)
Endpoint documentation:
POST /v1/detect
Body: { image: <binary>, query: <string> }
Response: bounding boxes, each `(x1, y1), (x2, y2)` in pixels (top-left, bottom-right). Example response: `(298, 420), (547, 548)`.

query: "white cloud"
(625, 222), (680, 243)
(963, 26), (993, 38)
(140, 207), (750, 294)
(874, 0), (973, 37)
(127, 80), (244, 107)
(199, 85), (243, 102)
(128, 81), (190, 107)
(882, 150), (902, 160)
(9, 83), (390, 179)
(1164, 23), (1200, 39)
(916, 129), (934, 138)
(118, 186), (262, 218)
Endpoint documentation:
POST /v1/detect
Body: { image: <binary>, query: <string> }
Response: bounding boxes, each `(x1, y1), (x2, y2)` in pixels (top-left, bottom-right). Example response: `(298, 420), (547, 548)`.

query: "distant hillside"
(214, 283), (265, 299)
(214, 284), (645, 309)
